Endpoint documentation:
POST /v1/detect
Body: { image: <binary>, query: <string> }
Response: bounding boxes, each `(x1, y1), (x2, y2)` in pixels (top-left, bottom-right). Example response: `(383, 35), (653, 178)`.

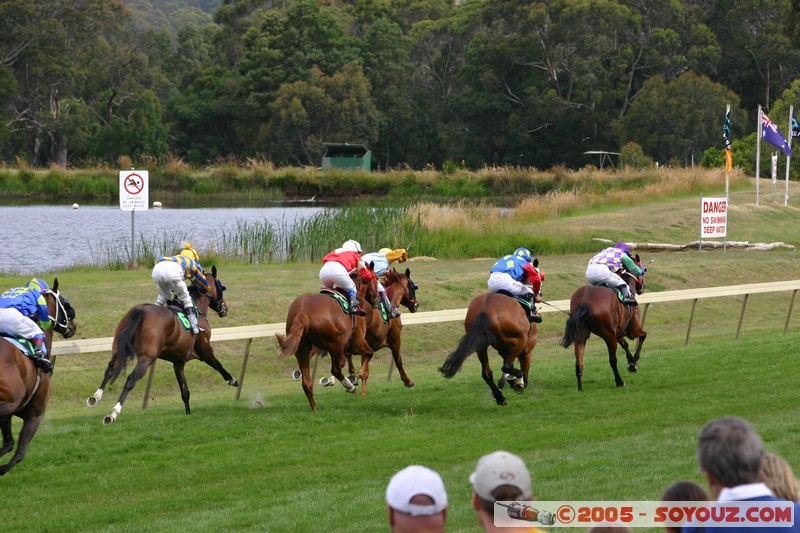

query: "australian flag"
(723, 106), (733, 173)
(761, 111), (792, 156)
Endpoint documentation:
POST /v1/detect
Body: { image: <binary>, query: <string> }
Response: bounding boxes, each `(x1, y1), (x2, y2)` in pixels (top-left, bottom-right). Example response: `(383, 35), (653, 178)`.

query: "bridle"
(48, 290), (76, 338)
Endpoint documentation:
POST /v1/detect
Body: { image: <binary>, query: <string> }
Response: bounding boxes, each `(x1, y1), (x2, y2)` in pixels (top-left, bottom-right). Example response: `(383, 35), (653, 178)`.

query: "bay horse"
(560, 255), (647, 391)
(345, 267), (419, 396)
(86, 266), (236, 424)
(277, 272), (377, 412)
(439, 275), (541, 406)
(0, 279), (77, 475)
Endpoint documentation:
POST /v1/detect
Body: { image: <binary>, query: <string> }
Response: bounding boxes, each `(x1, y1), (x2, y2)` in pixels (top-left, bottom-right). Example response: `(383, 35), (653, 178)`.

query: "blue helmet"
(615, 242), (631, 256)
(27, 278), (49, 293)
(515, 247), (533, 263)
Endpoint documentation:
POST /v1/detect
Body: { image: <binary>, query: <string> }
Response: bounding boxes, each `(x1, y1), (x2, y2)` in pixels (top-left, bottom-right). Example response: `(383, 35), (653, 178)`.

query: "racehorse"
(560, 255), (647, 391)
(0, 279), (77, 475)
(86, 266), (236, 424)
(439, 275), (541, 406)
(345, 267), (419, 396)
(277, 272), (378, 412)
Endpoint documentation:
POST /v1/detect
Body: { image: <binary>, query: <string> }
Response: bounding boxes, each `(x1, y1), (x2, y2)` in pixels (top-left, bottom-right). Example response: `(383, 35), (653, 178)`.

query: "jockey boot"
(380, 290), (400, 319)
(622, 297), (638, 306)
(523, 293), (542, 323)
(348, 291), (366, 317)
(185, 306), (203, 334)
(31, 340), (53, 373)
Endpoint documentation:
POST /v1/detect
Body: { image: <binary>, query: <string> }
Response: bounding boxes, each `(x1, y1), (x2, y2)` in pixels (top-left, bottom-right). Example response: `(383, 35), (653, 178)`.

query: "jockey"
(152, 243), (209, 334)
(488, 247), (543, 323)
(0, 278), (54, 372)
(320, 239), (376, 316)
(360, 247), (409, 319)
(585, 242), (645, 306)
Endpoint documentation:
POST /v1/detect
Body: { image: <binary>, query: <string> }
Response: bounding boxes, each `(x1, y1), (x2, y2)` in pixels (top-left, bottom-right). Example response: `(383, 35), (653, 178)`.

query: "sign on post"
(700, 197), (728, 251)
(119, 170), (149, 211)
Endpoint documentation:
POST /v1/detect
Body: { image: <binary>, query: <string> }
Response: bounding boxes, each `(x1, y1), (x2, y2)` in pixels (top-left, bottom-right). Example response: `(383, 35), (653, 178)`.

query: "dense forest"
(1, 0), (799, 171)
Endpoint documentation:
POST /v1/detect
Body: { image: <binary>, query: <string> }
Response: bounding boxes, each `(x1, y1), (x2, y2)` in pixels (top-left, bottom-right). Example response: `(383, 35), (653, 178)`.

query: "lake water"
(0, 204), (325, 275)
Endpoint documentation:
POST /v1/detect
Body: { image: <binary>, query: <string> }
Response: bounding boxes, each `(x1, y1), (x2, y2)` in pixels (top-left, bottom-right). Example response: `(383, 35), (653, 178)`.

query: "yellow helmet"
(378, 248), (393, 255)
(179, 244), (200, 262)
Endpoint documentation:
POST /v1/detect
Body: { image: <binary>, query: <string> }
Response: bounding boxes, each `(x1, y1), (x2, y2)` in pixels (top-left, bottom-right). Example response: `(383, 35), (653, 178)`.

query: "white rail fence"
(52, 280), (800, 407)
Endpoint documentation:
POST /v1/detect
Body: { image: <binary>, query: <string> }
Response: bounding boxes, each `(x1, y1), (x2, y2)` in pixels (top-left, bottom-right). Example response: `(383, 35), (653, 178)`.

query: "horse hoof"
(628, 365), (638, 373)
(102, 416), (114, 425)
(227, 378), (240, 387)
(346, 386), (356, 394)
(404, 380), (415, 388)
(512, 385), (525, 394)
(616, 381), (626, 388)
(86, 397), (98, 407)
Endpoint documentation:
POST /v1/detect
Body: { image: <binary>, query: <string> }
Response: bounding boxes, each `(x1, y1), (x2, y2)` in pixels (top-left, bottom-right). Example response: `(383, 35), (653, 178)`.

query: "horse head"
(632, 254), (646, 295)
(208, 265), (228, 317)
(399, 268), (419, 313)
(354, 261), (379, 304)
(48, 278), (77, 339)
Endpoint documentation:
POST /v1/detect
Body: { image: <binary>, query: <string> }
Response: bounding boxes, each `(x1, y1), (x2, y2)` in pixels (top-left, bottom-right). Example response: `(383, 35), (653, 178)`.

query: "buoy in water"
(152, 201), (162, 208)
(72, 203), (79, 209)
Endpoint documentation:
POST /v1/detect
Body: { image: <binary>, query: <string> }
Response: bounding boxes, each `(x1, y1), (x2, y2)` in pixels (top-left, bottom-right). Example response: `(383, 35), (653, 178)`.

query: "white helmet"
(342, 239), (362, 253)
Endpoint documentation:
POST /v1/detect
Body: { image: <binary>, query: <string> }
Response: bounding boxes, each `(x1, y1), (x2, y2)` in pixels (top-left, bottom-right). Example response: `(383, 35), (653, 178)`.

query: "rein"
(16, 370), (43, 413)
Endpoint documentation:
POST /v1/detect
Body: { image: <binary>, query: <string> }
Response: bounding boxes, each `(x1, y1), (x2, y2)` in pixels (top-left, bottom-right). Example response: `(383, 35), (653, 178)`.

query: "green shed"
(322, 143), (371, 171)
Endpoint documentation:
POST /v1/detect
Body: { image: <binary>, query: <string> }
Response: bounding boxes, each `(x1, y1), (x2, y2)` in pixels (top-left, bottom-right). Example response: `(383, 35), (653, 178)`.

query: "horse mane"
(382, 268), (400, 285)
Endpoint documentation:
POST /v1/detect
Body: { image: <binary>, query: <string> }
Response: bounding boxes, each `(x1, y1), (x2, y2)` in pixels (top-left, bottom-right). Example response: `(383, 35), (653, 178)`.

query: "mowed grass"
(2, 185), (800, 532)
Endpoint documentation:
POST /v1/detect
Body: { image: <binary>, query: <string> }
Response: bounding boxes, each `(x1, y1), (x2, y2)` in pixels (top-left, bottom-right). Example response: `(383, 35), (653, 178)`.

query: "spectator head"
(759, 452), (800, 502)
(470, 450), (532, 517)
(386, 465), (448, 533)
(696, 417), (764, 496)
(661, 480), (708, 533)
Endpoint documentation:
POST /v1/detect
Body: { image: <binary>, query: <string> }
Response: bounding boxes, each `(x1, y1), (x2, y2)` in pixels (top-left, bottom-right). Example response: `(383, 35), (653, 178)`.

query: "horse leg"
(0, 412), (44, 475)
(172, 362), (191, 415)
(479, 349), (506, 406)
(618, 337), (637, 373)
(0, 415), (12, 458)
(295, 342), (317, 412)
(574, 342), (586, 392)
(87, 354), (122, 407)
(357, 353), (370, 397)
(388, 324), (414, 388)
(195, 338), (239, 387)
(329, 346), (355, 394)
(103, 357), (153, 425)
(631, 330), (647, 369)
(603, 337), (625, 388)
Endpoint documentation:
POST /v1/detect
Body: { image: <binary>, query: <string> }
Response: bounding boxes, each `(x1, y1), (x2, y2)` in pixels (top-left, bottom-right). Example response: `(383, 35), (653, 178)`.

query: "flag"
(792, 115), (800, 139)
(760, 110), (793, 156)
(723, 105), (733, 173)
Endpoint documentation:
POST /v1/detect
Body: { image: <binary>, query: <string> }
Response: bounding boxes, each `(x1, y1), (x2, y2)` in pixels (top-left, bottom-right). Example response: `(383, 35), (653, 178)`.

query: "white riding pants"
(319, 262), (356, 295)
(152, 260), (192, 307)
(488, 272), (533, 298)
(0, 308), (46, 353)
(586, 263), (632, 298)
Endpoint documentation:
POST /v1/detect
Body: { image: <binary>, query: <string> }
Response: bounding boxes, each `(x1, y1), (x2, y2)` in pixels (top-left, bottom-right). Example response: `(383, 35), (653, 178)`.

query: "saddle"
(0, 334), (36, 359)
(319, 288), (355, 315)
(163, 300), (193, 332)
(497, 290), (533, 314)
(597, 284), (625, 301)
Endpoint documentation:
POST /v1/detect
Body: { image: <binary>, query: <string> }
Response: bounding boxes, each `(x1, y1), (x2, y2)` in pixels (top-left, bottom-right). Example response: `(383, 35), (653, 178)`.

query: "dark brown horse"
(560, 255), (647, 391)
(439, 279), (541, 406)
(346, 267), (419, 396)
(86, 266), (236, 424)
(0, 279), (77, 475)
(277, 273), (377, 412)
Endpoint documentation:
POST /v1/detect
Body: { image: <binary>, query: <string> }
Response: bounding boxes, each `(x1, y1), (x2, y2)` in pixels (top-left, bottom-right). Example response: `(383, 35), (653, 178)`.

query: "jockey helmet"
(378, 248), (393, 256)
(27, 278), (49, 293)
(515, 247), (533, 263)
(615, 242), (631, 256)
(342, 240), (362, 253)
(179, 243), (200, 262)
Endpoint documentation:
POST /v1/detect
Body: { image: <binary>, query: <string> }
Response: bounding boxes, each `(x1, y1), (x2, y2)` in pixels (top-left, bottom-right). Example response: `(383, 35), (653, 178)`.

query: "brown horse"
(277, 273), (377, 412)
(560, 255), (647, 391)
(345, 267), (419, 396)
(0, 279), (77, 475)
(439, 281), (540, 406)
(86, 266), (236, 424)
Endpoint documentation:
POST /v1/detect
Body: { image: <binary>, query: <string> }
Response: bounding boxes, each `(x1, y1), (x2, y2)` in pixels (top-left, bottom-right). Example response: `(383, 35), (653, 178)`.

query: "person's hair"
(696, 417), (764, 487)
(662, 480), (708, 502)
(661, 480), (708, 533)
(759, 452), (800, 502)
(475, 484), (527, 514)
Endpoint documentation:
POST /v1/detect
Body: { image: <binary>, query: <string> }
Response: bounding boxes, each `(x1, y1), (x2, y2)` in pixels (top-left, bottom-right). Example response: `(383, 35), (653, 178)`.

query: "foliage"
(620, 142), (655, 169)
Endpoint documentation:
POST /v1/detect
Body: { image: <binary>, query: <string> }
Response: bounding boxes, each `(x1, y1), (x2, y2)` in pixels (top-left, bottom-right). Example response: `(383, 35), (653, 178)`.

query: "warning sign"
(119, 170), (149, 211)
(700, 197), (727, 238)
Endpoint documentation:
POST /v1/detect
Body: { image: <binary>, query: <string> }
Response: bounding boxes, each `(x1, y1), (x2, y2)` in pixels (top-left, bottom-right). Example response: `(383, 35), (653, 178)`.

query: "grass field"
(1, 181), (799, 532)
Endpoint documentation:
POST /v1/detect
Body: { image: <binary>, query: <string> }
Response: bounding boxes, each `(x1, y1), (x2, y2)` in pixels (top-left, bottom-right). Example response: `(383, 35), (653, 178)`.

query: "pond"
(0, 204), (325, 275)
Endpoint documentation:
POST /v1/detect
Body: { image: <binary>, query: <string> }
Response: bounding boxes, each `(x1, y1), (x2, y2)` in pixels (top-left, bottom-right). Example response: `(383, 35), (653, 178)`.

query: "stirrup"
(33, 357), (53, 373)
(622, 298), (638, 306)
(529, 313), (543, 323)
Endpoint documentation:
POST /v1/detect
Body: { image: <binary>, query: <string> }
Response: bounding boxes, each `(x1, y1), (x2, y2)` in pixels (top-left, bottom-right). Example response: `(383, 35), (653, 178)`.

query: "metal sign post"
(119, 169), (149, 265)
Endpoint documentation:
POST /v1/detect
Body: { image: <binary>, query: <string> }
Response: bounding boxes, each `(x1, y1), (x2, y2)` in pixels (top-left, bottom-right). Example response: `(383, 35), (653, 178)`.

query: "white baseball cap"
(469, 451), (532, 501)
(386, 465), (448, 516)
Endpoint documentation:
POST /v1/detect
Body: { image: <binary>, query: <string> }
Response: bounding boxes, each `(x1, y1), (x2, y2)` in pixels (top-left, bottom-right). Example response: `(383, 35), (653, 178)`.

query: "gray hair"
(696, 417), (764, 488)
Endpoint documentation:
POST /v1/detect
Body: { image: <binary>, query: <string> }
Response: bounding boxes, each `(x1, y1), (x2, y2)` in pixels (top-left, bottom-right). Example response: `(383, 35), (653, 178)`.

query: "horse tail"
(439, 312), (495, 378)
(277, 314), (309, 358)
(109, 307), (145, 383)
(560, 303), (591, 349)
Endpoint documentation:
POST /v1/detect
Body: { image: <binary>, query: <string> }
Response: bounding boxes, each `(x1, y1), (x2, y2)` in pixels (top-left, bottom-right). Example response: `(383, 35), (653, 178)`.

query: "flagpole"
(786, 105), (793, 207)
(756, 105), (761, 207)
(725, 103), (730, 200)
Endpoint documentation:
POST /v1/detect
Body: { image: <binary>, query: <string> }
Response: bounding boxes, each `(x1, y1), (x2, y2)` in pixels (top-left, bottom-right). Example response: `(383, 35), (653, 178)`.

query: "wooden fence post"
(735, 294), (749, 340)
(685, 299), (698, 346)
(785, 289), (797, 334)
